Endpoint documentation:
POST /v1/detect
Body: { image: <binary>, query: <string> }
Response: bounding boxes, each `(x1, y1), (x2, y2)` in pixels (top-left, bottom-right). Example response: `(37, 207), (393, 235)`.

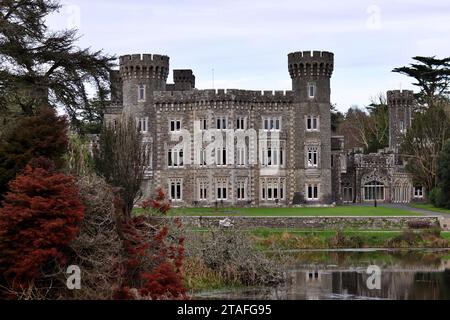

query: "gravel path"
(351, 203), (450, 217)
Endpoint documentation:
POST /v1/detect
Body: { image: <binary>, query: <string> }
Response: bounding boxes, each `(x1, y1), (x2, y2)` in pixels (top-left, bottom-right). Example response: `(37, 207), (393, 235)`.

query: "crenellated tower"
(387, 90), (414, 154)
(119, 54), (170, 107)
(288, 51), (334, 102)
(288, 51), (334, 203)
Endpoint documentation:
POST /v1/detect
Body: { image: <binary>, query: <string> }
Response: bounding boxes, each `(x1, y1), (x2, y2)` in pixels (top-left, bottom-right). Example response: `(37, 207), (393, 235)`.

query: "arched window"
(364, 181), (385, 201)
(138, 84), (146, 101)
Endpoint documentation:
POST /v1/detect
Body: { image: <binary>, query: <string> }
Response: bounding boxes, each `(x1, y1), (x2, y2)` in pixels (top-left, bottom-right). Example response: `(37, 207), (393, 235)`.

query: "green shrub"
(429, 188), (446, 208)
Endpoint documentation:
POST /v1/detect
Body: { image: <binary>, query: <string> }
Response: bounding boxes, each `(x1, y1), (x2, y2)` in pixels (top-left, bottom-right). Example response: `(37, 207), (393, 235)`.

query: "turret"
(288, 51), (334, 102)
(387, 90), (414, 152)
(119, 54), (170, 107)
(173, 69), (195, 91)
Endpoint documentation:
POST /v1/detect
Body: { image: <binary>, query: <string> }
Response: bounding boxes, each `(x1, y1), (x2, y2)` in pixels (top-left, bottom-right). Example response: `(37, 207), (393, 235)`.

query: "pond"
(194, 249), (450, 300)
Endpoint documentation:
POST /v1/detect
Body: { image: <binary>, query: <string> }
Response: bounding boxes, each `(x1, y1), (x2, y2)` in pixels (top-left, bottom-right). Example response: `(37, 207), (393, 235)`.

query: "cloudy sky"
(47, 0), (450, 112)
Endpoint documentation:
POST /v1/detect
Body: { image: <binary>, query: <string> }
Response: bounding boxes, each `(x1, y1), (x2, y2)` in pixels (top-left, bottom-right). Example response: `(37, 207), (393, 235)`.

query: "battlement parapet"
(354, 152), (394, 168)
(119, 54), (170, 81)
(387, 90), (414, 106)
(288, 51), (334, 78)
(153, 89), (294, 104)
(119, 54), (169, 65)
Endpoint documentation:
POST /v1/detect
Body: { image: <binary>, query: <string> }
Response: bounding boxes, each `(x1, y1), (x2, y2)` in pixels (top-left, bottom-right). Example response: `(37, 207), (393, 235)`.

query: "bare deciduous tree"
(337, 93), (389, 153)
(94, 116), (145, 217)
(401, 105), (450, 192)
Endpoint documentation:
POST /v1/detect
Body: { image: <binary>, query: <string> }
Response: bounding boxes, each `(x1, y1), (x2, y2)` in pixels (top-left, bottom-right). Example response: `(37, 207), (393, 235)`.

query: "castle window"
(215, 147), (227, 166)
(199, 149), (207, 167)
(236, 179), (247, 200)
(306, 184), (319, 201)
(198, 179), (209, 201)
(263, 117), (281, 131)
(170, 119), (182, 132)
(138, 84), (146, 101)
(236, 117), (247, 130)
(143, 143), (152, 169)
(399, 121), (406, 134)
(308, 84), (316, 98)
(261, 144), (285, 167)
(414, 186), (424, 198)
(216, 178), (228, 201)
(306, 146), (319, 168)
(137, 117), (149, 132)
(343, 186), (353, 203)
(168, 147), (184, 168)
(216, 117), (227, 130)
(199, 118), (207, 131)
(364, 181), (385, 201)
(169, 178), (182, 201)
(306, 116), (320, 131)
(261, 178), (286, 201)
(236, 146), (247, 166)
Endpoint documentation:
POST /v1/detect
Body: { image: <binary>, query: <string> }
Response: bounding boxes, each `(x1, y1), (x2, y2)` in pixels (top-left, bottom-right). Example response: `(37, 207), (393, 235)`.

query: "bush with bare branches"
(185, 228), (283, 287)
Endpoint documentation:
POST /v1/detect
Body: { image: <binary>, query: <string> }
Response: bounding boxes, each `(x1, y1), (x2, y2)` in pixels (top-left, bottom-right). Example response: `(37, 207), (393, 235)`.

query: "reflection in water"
(195, 249), (450, 300)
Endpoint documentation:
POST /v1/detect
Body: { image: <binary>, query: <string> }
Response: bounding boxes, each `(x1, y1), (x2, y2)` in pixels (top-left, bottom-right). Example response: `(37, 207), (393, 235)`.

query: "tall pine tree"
(0, 0), (115, 129)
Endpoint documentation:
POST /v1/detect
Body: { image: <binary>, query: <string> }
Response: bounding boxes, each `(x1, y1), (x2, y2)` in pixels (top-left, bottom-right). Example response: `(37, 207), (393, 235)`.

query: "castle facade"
(104, 51), (425, 207)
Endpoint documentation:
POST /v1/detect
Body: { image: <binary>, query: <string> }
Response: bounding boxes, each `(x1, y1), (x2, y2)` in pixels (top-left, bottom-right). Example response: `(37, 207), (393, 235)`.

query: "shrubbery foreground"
(0, 108), (187, 300)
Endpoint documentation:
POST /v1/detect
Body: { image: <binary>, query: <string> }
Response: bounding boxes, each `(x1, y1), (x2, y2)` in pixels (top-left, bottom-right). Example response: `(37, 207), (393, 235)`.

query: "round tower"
(387, 90), (414, 152)
(119, 54), (170, 107)
(288, 51), (334, 102)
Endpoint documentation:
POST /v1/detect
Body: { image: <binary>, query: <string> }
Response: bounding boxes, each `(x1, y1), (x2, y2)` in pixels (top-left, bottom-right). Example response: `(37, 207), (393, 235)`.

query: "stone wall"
(167, 216), (441, 230)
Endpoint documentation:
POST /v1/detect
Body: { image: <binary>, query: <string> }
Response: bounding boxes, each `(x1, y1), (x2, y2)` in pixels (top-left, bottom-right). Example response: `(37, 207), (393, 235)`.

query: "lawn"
(411, 203), (450, 215)
(134, 205), (423, 217)
(187, 228), (450, 250)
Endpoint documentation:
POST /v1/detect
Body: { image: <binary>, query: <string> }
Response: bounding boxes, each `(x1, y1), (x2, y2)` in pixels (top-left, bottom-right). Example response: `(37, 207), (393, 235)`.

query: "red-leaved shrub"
(142, 187), (171, 215)
(114, 189), (186, 300)
(0, 158), (84, 295)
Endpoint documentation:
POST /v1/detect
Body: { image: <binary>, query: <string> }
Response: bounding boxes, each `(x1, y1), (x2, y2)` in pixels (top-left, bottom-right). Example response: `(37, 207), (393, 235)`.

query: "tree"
(393, 56), (450, 108)
(64, 133), (95, 177)
(364, 94), (390, 153)
(330, 104), (344, 133)
(401, 106), (450, 193)
(337, 107), (370, 151)
(337, 94), (390, 154)
(67, 174), (123, 300)
(94, 116), (145, 217)
(0, 158), (84, 297)
(434, 139), (450, 208)
(0, 107), (68, 197)
(0, 0), (115, 129)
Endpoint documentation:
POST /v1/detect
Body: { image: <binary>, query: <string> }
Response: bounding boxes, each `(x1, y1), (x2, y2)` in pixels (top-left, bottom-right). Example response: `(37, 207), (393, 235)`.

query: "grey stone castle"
(104, 51), (424, 207)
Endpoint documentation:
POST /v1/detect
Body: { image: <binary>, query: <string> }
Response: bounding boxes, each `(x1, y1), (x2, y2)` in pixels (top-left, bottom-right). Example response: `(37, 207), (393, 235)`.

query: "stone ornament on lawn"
(219, 218), (234, 228)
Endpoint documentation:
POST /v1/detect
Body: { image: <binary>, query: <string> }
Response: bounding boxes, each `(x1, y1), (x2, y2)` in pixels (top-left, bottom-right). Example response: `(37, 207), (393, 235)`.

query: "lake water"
(195, 249), (450, 300)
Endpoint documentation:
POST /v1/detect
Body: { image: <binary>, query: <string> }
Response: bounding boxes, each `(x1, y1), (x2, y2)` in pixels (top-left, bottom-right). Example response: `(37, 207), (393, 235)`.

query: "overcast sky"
(47, 0), (450, 112)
